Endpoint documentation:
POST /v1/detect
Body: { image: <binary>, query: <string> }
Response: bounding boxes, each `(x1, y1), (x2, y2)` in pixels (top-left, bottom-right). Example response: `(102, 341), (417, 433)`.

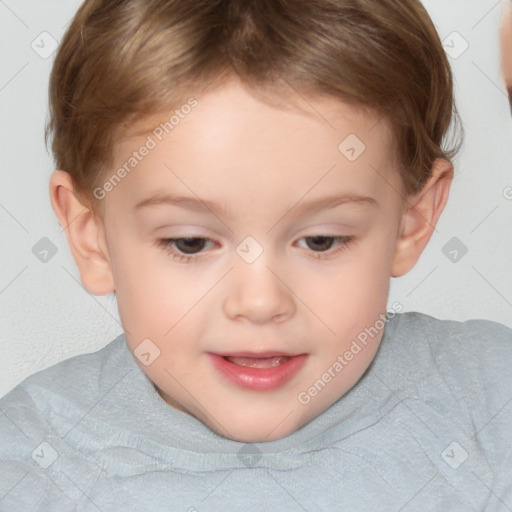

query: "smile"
(207, 352), (308, 391)
(224, 355), (291, 368)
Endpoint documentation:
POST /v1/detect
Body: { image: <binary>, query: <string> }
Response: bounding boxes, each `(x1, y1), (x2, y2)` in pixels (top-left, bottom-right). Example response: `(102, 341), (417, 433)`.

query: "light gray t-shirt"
(1, 312), (511, 511)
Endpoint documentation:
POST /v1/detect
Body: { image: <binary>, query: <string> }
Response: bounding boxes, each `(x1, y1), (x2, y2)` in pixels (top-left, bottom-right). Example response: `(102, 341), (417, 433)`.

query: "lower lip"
(207, 353), (308, 391)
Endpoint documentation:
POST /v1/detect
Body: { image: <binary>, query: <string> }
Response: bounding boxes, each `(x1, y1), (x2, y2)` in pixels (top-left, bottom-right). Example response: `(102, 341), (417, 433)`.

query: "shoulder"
(0, 334), (129, 427)
(386, 311), (512, 440)
(391, 311), (512, 372)
(2, 334), (128, 407)
(0, 331), (128, 413)
(0, 334), (128, 504)
(389, 312), (512, 492)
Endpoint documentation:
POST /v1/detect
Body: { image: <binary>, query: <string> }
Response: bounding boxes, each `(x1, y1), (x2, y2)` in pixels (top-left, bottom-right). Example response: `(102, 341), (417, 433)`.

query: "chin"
(220, 425), (291, 444)
(208, 409), (307, 444)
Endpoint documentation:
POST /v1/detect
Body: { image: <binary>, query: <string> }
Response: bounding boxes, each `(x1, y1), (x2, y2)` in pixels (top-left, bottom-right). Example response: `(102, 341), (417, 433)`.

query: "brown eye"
(295, 235), (354, 259)
(303, 236), (335, 252)
(173, 237), (208, 254)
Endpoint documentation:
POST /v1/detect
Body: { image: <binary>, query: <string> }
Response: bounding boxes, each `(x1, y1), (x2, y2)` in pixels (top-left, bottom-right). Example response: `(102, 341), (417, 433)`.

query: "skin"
(49, 76), (452, 443)
(501, 2), (512, 109)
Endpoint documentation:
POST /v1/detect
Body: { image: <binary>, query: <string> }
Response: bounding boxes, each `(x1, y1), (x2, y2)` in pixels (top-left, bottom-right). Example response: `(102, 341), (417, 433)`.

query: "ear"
(391, 159), (453, 277)
(49, 170), (115, 295)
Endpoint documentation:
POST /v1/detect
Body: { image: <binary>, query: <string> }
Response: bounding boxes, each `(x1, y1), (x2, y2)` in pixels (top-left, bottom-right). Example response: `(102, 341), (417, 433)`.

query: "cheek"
(109, 237), (223, 345)
(327, 230), (396, 295)
(287, 258), (390, 348)
(107, 238), (179, 335)
(326, 233), (395, 329)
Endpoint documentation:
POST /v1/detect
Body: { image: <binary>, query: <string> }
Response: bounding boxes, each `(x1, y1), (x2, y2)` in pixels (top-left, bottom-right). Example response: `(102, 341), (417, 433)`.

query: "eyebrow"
(134, 191), (378, 217)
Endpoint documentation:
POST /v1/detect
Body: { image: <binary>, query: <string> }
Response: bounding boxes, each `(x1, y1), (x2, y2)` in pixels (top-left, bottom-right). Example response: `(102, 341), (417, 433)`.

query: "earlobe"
(49, 170), (115, 295)
(391, 159), (453, 277)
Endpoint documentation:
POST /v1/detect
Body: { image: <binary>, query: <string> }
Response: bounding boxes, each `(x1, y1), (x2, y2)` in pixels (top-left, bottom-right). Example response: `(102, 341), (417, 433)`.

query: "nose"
(222, 255), (296, 324)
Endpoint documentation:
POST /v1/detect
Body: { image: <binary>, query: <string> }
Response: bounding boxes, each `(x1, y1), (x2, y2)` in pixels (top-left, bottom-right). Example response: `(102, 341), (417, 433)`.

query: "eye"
(169, 237), (210, 254)
(156, 237), (216, 263)
(299, 236), (336, 251)
(296, 235), (354, 259)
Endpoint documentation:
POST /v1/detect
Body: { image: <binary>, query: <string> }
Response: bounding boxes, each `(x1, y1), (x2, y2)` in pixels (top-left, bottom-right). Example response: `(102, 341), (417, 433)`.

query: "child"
(1, 0), (511, 510)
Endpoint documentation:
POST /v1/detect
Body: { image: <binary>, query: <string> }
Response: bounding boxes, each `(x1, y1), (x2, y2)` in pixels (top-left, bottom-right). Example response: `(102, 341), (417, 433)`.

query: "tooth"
(225, 356), (291, 368)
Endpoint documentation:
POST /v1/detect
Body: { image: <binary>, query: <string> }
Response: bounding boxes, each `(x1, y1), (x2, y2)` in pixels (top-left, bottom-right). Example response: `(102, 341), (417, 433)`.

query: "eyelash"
(156, 235), (355, 264)
(156, 237), (217, 264)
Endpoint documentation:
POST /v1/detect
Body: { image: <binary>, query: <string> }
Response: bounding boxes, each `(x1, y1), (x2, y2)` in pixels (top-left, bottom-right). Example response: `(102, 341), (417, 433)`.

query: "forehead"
(111, 78), (400, 209)
(122, 79), (391, 145)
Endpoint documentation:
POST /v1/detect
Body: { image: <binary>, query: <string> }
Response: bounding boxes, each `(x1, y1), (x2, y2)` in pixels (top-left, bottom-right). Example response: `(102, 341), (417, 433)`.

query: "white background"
(1, 0), (511, 397)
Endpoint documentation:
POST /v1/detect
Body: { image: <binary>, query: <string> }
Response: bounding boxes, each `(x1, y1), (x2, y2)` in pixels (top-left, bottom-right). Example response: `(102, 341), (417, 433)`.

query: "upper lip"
(211, 351), (303, 358)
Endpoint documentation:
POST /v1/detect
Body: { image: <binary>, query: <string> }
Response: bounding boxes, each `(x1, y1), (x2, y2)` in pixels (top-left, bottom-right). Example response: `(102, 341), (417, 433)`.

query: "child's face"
(98, 78), (407, 443)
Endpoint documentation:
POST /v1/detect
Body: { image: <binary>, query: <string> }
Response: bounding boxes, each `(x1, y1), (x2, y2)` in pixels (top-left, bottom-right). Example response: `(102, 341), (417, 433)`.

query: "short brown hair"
(45, 0), (462, 214)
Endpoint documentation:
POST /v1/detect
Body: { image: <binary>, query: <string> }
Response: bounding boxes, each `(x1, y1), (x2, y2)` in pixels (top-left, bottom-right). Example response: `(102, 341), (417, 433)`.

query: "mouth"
(208, 351), (308, 391)
(216, 351), (298, 368)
